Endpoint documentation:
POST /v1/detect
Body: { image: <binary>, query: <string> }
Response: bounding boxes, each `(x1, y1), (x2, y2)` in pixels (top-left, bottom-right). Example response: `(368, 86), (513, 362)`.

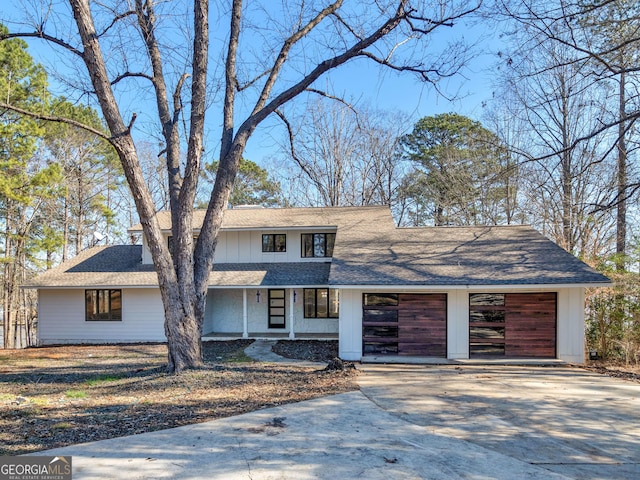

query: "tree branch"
(111, 71), (154, 86)
(97, 10), (137, 37)
(220, 0), (243, 161)
(2, 31), (82, 57)
(0, 102), (111, 142)
(252, 0), (344, 116)
(241, 0), (410, 135)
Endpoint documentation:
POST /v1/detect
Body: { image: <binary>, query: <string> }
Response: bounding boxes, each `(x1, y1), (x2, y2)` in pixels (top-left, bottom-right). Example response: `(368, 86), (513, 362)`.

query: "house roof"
(128, 205), (396, 232)
(27, 206), (610, 289)
(25, 245), (331, 288)
(329, 225), (610, 286)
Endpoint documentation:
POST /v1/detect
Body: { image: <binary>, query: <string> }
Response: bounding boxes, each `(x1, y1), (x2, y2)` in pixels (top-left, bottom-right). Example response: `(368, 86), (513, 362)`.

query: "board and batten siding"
(142, 229), (337, 265)
(339, 287), (587, 363)
(38, 288), (166, 344)
(556, 288), (586, 363)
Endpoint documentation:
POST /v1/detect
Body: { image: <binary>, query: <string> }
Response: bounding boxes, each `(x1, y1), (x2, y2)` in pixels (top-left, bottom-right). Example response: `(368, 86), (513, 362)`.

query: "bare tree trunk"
(560, 73), (574, 253)
(616, 67), (627, 271)
(3, 203), (15, 349)
(62, 196), (69, 261)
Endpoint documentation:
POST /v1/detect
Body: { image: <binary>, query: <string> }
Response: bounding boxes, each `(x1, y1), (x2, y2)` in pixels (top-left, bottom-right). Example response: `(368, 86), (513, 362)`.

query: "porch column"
(289, 288), (295, 339)
(242, 288), (248, 338)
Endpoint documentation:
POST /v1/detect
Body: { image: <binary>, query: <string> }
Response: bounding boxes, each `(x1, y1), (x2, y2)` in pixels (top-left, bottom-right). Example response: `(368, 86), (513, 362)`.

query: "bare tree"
(279, 100), (410, 212)
(1, 0), (480, 372)
(493, 16), (617, 258)
(496, 0), (640, 265)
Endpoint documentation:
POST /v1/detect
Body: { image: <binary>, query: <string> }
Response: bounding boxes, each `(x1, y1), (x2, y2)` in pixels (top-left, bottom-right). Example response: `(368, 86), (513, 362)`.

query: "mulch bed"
(0, 340), (357, 455)
(580, 362), (640, 383)
(272, 340), (339, 362)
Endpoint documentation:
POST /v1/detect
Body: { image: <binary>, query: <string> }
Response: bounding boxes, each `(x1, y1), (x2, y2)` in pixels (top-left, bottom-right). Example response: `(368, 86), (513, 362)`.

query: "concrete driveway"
(37, 365), (639, 479)
(358, 364), (640, 479)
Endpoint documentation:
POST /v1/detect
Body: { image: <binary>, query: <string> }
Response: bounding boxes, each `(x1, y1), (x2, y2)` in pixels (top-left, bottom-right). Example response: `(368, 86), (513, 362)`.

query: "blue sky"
(243, 53), (498, 164)
(1, 2), (501, 165)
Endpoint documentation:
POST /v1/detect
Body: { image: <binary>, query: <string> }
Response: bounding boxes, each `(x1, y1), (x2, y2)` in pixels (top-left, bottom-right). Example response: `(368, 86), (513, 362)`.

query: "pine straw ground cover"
(0, 340), (356, 455)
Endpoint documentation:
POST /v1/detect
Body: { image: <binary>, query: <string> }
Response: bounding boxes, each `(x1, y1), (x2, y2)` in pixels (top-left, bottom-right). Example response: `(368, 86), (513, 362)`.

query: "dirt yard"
(0, 340), (356, 455)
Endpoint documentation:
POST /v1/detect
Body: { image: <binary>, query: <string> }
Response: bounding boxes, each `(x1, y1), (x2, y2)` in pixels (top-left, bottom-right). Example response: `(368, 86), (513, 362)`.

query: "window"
(469, 293), (505, 356)
(304, 289), (339, 318)
(262, 234), (287, 252)
(268, 289), (286, 328)
(85, 289), (122, 321)
(301, 233), (336, 258)
(363, 293), (398, 307)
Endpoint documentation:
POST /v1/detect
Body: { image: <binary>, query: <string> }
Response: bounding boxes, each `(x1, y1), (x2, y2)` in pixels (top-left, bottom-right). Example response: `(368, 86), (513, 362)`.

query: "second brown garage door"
(363, 293), (447, 357)
(469, 292), (557, 358)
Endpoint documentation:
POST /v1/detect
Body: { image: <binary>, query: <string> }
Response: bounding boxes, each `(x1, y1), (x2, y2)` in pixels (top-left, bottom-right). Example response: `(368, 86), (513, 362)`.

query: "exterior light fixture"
(293, 290), (297, 303)
(256, 290), (261, 303)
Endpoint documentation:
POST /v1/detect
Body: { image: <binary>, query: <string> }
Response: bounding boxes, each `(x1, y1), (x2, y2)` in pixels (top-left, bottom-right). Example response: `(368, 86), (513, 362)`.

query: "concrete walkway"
(32, 364), (640, 479)
(243, 339), (326, 368)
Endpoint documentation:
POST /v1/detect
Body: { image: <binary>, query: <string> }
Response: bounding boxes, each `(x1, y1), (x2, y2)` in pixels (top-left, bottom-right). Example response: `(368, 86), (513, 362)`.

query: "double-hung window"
(301, 233), (335, 258)
(85, 289), (122, 321)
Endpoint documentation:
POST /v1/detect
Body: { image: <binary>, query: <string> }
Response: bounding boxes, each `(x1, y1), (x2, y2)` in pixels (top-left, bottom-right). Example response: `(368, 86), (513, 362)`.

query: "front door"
(268, 289), (286, 328)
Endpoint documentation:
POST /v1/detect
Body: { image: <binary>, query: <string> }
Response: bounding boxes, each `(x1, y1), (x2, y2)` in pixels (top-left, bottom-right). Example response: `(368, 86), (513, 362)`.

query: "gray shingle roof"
(25, 246), (156, 288)
(27, 207), (610, 289)
(329, 225), (610, 286)
(211, 263), (330, 286)
(25, 246), (330, 288)
(129, 205), (396, 232)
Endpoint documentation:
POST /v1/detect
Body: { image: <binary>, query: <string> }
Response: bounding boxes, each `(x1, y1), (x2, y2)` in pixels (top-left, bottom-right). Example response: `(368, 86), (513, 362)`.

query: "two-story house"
(25, 205), (610, 363)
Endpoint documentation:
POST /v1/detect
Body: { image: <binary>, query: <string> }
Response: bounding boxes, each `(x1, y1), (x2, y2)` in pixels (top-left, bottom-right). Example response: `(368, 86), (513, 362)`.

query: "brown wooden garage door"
(363, 293), (447, 357)
(469, 293), (556, 358)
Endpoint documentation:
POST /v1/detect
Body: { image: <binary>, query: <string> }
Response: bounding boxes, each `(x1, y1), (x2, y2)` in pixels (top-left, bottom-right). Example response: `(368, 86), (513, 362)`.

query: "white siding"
(213, 229), (337, 264)
(38, 288), (165, 344)
(207, 289), (243, 333)
(447, 290), (468, 359)
(339, 289), (363, 361)
(557, 287), (586, 363)
(142, 236), (152, 264)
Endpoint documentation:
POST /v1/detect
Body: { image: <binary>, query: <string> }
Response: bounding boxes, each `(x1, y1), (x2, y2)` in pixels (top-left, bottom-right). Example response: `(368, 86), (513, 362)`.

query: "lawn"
(0, 341), (357, 455)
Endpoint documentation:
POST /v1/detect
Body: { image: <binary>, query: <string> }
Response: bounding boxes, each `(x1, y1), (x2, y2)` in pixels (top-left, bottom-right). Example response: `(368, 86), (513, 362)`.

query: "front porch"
(205, 287), (339, 340)
(202, 331), (338, 341)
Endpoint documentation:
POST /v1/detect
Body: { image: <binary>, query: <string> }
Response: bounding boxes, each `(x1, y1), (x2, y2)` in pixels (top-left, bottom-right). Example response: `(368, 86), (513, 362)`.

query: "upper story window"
(85, 289), (122, 321)
(262, 234), (287, 252)
(301, 233), (335, 258)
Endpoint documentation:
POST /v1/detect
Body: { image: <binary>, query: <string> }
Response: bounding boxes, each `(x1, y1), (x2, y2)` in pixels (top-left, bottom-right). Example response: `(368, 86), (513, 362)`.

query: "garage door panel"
(398, 294), (447, 357)
(363, 293), (447, 357)
(470, 292), (557, 358)
(505, 292), (556, 358)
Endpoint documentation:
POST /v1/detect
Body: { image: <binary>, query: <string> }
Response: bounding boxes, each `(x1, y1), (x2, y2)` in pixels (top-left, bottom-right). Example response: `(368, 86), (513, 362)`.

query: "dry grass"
(0, 341), (357, 455)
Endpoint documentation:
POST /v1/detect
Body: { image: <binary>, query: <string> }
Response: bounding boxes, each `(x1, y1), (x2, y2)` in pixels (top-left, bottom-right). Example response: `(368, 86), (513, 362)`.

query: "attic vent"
(230, 204), (266, 209)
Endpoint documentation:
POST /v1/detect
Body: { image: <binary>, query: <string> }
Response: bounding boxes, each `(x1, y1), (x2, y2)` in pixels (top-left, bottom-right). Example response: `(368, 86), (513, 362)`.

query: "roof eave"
(332, 282), (612, 290)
